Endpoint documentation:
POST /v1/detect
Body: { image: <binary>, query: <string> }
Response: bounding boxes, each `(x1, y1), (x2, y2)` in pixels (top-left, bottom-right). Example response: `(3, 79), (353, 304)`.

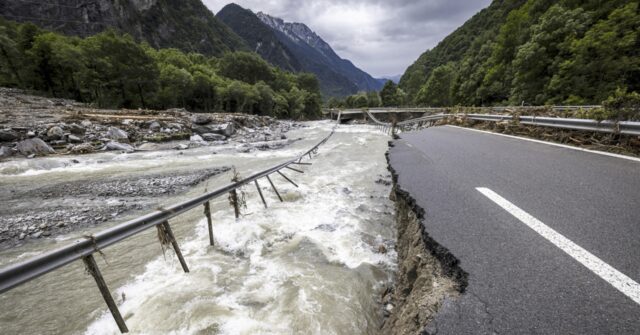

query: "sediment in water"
(381, 149), (468, 334)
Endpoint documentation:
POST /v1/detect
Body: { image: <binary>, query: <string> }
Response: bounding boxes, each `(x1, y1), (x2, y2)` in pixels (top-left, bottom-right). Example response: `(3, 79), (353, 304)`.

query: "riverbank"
(0, 123), (397, 335)
(381, 150), (467, 334)
(0, 87), (301, 160)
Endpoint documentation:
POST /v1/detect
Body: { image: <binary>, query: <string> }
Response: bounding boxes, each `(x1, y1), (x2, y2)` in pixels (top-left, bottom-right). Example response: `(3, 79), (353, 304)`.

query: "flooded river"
(0, 122), (395, 334)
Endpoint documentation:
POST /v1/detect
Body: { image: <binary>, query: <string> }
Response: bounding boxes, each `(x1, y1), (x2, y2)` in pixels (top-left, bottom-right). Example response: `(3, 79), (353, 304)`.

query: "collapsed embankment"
(381, 149), (468, 335)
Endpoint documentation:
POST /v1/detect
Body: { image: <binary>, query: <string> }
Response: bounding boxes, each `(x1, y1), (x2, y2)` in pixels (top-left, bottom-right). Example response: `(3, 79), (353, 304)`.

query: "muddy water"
(0, 121), (395, 335)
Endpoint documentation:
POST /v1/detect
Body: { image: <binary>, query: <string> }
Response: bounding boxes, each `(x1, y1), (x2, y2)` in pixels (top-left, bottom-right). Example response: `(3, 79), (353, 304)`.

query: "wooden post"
(160, 221), (189, 273)
(266, 175), (284, 202)
(203, 202), (214, 246)
(277, 170), (299, 188)
(82, 254), (129, 333)
(229, 189), (240, 219)
(254, 180), (268, 208)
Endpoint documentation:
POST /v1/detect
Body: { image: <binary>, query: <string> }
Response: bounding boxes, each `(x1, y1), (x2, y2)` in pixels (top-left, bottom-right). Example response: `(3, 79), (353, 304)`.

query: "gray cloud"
(203, 0), (491, 77)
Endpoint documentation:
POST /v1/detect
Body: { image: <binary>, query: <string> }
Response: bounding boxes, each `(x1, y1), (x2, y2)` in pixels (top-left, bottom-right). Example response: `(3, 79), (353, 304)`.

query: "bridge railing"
(0, 127), (336, 333)
(342, 108), (640, 137)
(324, 105), (603, 116)
(391, 114), (640, 136)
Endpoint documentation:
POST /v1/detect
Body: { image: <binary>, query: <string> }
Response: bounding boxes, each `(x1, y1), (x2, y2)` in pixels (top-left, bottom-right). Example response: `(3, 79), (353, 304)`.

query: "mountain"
(0, 0), (248, 57)
(257, 12), (384, 95)
(216, 4), (382, 97)
(380, 75), (402, 84)
(216, 4), (301, 72)
(400, 0), (640, 106)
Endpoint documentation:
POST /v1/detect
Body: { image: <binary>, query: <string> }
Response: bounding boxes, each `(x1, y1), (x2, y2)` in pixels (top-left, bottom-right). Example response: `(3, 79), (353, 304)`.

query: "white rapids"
(0, 121), (396, 335)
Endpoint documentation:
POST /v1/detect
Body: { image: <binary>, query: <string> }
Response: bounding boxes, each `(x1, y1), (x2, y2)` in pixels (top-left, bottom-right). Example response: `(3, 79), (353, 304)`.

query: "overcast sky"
(203, 0), (491, 78)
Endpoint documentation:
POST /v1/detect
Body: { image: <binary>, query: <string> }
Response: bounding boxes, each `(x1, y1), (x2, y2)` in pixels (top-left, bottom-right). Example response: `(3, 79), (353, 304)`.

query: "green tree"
(81, 30), (159, 108)
(380, 80), (401, 107)
(549, 2), (640, 103)
(218, 51), (275, 85)
(415, 63), (456, 106)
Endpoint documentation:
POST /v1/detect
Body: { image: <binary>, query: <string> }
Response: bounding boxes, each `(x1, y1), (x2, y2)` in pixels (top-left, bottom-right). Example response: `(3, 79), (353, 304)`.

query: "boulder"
(215, 122), (235, 137)
(70, 143), (95, 154)
(68, 123), (85, 135)
(193, 123), (235, 137)
(0, 129), (18, 142)
(67, 134), (83, 143)
(16, 138), (55, 156)
(190, 134), (204, 142)
(81, 120), (92, 127)
(47, 126), (64, 140)
(173, 144), (189, 150)
(148, 121), (161, 131)
(191, 114), (212, 125)
(104, 141), (134, 152)
(106, 127), (128, 141)
(201, 133), (226, 141)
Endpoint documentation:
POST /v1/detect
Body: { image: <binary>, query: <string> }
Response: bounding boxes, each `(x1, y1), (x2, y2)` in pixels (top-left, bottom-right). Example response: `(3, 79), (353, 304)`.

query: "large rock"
(67, 134), (83, 143)
(190, 134), (204, 142)
(68, 123), (86, 135)
(216, 122), (235, 137)
(201, 133), (226, 141)
(47, 126), (64, 140)
(104, 141), (134, 152)
(107, 127), (128, 141)
(69, 143), (94, 154)
(191, 114), (212, 125)
(16, 138), (55, 156)
(148, 121), (161, 131)
(0, 129), (18, 142)
(193, 123), (235, 137)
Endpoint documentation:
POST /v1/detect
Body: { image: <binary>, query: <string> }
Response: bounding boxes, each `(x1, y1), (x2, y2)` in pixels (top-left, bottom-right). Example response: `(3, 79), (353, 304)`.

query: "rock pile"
(0, 88), (303, 160)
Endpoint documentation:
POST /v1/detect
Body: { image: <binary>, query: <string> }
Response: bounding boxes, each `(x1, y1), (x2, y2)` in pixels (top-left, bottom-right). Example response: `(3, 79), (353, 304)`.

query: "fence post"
(82, 254), (129, 333)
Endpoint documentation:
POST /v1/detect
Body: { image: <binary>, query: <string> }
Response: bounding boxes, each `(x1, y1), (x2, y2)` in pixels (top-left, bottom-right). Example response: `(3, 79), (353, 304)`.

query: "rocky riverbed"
(0, 167), (230, 249)
(0, 87), (302, 160)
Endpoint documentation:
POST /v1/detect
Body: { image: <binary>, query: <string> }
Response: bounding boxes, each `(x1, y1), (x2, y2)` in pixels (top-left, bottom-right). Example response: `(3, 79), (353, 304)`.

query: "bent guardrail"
(0, 127), (336, 333)
(360, 110), (640, 137)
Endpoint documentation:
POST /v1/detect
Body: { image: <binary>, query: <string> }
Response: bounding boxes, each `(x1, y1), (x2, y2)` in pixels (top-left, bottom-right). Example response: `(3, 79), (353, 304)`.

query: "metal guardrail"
(359, 109), (640, 137)
(0, 127), (336, 333)
(325, 105), (603, 116)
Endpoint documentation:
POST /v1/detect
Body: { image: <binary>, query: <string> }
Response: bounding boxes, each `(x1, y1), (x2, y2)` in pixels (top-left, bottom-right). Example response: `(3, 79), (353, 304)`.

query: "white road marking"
(447, 125), (640, 163)
(476, 187), (640, 305)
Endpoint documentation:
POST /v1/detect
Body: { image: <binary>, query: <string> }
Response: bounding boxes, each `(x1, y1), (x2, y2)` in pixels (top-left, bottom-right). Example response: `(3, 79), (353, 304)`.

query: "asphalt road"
(388, 126), (640, 334)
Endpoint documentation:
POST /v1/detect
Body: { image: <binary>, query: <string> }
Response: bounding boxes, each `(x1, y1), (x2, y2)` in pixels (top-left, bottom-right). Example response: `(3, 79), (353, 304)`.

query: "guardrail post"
(277, 170), (299, 188)
(82, 254), (129, 333)
(266, 175), (284, 202)
(229, 190), (241, 219)
(158, 221), (189, 273)
(203, 202), (214, 246)
(254, 180), (268, 208)
(285, 166), (304, 174)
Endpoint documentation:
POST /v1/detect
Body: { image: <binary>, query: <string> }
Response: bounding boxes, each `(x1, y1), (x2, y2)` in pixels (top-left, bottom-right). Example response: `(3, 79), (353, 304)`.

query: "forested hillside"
(401, 0), (640, 107)
(218, 4), (383, 97)
(0, 0), (249, 57)
(0, 19), (322, 119)
(216, 4), (301, 73)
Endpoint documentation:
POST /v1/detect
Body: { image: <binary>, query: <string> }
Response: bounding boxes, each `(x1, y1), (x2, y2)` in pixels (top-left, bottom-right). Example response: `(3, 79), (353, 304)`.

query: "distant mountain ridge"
(217, 4), (382, 97)
(216, 4), (301, 72)
(0, 0), (248, 56)
(256, 12), (384, 95)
